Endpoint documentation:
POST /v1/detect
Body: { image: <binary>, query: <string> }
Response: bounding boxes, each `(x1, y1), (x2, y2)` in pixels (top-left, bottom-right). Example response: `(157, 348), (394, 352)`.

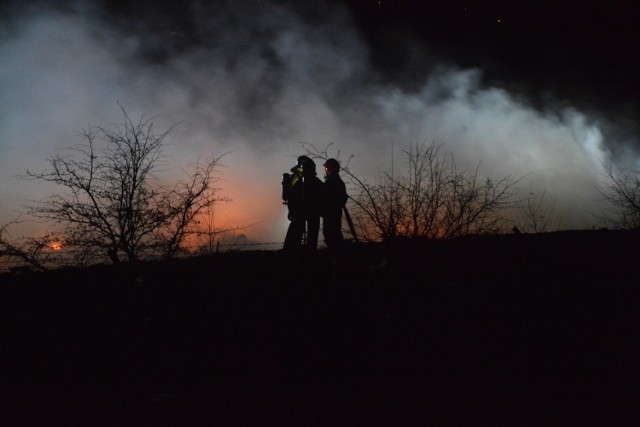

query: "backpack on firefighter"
(282, 156), (311, 220)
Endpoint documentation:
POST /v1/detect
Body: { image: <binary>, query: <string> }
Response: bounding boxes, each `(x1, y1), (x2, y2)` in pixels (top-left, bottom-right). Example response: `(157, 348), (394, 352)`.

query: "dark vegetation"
(2, 230), (640, 425)
(303, 142), (520, 242)
(16, 107), (225, 267)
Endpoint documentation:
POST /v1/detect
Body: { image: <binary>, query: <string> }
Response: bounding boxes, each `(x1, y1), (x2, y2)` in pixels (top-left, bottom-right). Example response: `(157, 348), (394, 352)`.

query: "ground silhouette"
(1, 230), (640, 425)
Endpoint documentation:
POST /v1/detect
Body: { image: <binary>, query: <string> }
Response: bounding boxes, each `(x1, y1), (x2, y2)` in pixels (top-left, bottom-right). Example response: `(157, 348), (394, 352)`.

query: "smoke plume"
(0, 1), (633, 244)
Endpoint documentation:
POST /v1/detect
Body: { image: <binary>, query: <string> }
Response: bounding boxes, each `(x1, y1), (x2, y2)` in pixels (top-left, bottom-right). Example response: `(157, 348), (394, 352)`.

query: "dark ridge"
(1, 229), (640, 424)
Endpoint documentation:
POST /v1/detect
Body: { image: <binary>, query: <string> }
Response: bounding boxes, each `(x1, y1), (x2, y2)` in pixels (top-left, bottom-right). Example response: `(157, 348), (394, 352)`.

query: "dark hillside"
(1, 230), (640, 425)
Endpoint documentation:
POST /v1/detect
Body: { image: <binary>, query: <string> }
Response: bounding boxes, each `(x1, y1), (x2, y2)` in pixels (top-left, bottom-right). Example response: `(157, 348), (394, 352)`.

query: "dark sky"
(4, 0), (628, 113)
(343, 1), (640, 111)
(85, 0), (640, 114)
(4, 0), (637, 105)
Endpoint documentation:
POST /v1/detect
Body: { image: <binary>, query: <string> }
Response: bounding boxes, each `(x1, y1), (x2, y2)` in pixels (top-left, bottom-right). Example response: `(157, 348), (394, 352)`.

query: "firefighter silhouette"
(283, 156), (324, 251)
(322, 158), (348, 250)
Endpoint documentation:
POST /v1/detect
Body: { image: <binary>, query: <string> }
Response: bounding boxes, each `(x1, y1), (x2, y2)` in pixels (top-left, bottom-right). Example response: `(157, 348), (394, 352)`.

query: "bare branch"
(20, 107), (228, 264)
(597, 159), (640, 229)
(302, 141), (519, 241)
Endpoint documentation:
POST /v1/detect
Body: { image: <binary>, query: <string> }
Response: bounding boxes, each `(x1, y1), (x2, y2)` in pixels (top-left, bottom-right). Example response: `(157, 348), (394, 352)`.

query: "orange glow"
(51, 242), (62, 251)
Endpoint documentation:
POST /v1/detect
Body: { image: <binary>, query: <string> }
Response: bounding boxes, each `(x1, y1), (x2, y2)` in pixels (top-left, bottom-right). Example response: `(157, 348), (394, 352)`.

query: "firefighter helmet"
(301, 157), (317, 176)
(324, 158), (340, 173)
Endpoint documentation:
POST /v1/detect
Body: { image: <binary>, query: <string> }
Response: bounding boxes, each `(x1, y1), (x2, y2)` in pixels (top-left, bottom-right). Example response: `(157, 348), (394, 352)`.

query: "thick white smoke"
(0, 1), (624, 245)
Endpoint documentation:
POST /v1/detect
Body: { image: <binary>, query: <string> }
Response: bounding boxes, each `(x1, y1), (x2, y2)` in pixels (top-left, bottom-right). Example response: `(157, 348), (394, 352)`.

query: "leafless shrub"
(597, 159), (640, 229)
(302, 141), (519, 241)
(21, 106), (228, 264)
(0, 221), (66, 271)
(515, 183), (562, 233)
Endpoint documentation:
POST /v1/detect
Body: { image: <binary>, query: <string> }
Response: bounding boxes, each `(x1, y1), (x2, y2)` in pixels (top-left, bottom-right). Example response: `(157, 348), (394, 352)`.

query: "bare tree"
(303, 141), (519, 241)
(0, 221), (64, 271)
(155, 158), (230, 258)
(515, 183), (562, 233)
(22, 107), (227, 264)
(598, 159), (640, 229)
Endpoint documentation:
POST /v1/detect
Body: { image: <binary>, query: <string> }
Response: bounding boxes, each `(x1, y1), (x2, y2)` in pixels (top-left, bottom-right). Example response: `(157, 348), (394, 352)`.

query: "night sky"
(1, 0), (639, 243)
(348, 1), (640, 118)
(97, 0), (640, 114)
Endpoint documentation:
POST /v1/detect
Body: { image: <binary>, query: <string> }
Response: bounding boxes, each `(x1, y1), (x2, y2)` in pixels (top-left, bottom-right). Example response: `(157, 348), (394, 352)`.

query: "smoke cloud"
(0, 1), (633, 245)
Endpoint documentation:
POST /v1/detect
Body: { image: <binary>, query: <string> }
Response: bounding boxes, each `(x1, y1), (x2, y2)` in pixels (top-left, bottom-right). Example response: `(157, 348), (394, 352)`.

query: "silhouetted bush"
(599, 159), (640, 229)
(22, 106), (227, 264)
(304, 142), (519, 241)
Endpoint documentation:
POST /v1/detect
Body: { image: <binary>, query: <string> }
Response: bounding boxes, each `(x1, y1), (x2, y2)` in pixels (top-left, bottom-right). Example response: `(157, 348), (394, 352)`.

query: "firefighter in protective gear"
(322, 158), (348, 250)
(282, 156), (308, 218)
(283, 156), (324, 251)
